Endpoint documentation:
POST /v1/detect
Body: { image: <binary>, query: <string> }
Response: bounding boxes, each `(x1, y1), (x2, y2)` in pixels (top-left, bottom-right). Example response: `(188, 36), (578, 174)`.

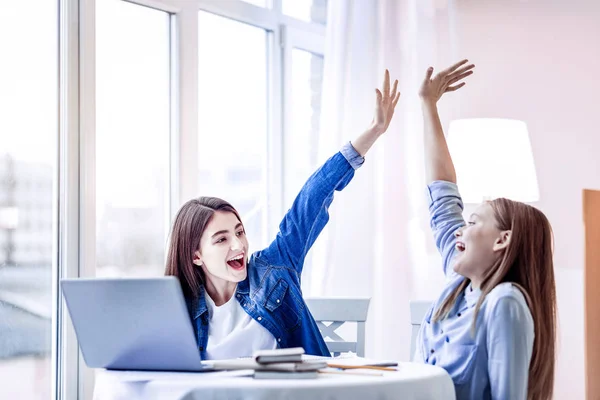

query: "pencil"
(326, 364), (397, 372)
(318, 369), (383, 377)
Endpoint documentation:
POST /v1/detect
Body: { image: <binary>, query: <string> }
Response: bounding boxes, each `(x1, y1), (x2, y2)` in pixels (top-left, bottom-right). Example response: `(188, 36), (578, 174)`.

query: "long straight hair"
(164, 197), (241, 298)
(432, 198), (556, 400)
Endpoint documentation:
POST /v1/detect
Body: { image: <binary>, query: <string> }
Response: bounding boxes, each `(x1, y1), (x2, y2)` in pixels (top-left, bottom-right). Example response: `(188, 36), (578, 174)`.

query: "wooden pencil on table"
(318, 369), (383, 377)
(326, 364), (397, 372)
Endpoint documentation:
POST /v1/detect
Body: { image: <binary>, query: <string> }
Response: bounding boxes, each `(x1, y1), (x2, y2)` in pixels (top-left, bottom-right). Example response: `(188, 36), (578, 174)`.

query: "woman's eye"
(216, 237), (226, 243)
(467, 221), (475, 226)
(236, 230), (245, 237)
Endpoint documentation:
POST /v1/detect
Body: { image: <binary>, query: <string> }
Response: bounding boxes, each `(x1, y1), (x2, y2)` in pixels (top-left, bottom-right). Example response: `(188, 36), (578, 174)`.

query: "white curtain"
(306, 0), (459, 361)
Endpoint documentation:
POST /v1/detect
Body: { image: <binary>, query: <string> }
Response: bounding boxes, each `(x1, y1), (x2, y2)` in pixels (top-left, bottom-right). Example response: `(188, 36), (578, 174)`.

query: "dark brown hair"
(164, 197), (241, 298)
(433, 198), (556, 400)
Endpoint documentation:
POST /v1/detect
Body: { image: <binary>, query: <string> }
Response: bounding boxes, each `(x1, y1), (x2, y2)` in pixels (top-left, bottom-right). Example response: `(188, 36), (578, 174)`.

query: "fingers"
(392, 91), (401, 108)
(440, 59), (469, 76)
(447, 70), (473, 86)
(390, 79), (398, 101)
(424, 67), (434, 82)
(383, 70), (390, 99)
(445, 82), (466, 92)
(449, 63), (475, 79)
(375, 88), (383, 103)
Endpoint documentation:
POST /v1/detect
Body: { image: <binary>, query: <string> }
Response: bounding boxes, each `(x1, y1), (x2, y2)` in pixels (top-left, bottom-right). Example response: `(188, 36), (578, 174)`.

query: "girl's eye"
(216, 237), (226, 244)
(467, 221), (475, 226)
(236, 230), (245, 237)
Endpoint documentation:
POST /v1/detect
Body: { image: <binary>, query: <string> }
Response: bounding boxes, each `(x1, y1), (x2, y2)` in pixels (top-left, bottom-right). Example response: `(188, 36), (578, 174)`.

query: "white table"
(94, 362), (455, 400)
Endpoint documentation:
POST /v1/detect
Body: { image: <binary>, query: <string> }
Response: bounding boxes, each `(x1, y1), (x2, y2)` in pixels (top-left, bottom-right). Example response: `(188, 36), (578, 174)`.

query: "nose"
(231, 236), (243, 251)
(454, 227), (463, 238)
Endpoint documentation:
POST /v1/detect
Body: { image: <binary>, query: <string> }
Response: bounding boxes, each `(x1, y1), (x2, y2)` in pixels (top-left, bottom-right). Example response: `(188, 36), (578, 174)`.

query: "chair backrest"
(305, 297), (370, 357)
(409, 300), (433, 361)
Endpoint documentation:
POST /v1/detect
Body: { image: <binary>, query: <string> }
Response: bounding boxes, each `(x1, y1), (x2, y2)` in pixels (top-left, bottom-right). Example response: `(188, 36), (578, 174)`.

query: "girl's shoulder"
(486, 282), (528, 304)
(482, 283), (533, 322)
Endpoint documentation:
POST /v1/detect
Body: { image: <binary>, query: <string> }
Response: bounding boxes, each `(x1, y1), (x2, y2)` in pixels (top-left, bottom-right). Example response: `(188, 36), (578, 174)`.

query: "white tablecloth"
(94, 362), (455, 400)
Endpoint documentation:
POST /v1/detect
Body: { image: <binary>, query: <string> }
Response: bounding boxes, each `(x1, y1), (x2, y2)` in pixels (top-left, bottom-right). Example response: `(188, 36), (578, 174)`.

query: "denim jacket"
(187, 143), (365, 359)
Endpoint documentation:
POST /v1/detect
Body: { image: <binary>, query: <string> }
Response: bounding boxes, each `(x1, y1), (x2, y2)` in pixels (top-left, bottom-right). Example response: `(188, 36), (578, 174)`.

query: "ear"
(193, 250), (203, 266)
(493, 230), (512, 252)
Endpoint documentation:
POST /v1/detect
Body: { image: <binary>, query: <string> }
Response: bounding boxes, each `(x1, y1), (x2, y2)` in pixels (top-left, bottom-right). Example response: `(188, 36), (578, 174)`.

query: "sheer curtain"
(307, 0), (458, 361)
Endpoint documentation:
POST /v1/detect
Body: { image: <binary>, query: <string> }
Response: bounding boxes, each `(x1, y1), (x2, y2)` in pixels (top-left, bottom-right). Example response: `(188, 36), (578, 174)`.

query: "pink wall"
(442, 0), (600, 397)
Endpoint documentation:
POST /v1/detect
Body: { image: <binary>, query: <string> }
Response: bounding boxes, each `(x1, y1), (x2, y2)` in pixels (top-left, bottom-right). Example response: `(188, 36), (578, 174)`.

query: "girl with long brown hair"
(415, 59), (556, 400)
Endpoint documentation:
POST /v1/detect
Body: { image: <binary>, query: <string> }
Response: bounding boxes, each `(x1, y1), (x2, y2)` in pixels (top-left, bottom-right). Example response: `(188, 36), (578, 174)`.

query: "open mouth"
(227, 253), (246, 270)
(456, 242), (466, 252)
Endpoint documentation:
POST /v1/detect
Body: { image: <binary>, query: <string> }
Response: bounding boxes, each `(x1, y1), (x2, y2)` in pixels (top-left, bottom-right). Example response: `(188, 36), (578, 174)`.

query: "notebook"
(254, 347), (305, 364)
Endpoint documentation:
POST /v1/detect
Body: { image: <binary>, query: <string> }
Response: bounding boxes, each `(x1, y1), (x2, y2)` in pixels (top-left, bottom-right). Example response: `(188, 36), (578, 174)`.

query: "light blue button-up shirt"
(415, 180), (535, 400)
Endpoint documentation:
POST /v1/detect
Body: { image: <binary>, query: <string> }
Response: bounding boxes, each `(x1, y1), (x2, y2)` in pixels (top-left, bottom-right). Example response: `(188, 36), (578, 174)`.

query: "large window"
(1, 1), (327, 399)
(0, 1), (57, 399)
(96, 0), (172, 277)
(283, 49), (324, 207)
(197, 11), (269, 250)
(281, 27), (325, 290)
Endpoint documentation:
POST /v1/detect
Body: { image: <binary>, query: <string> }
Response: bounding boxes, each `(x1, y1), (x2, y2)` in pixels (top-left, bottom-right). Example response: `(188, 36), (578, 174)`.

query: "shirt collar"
(192, 284), (208, 320)
(192, 276), (251, 320)
(464, 282), (482, 308)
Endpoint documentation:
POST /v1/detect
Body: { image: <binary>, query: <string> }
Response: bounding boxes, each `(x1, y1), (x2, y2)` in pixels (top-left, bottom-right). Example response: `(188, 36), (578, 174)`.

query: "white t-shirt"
(204, 291), (277, 360)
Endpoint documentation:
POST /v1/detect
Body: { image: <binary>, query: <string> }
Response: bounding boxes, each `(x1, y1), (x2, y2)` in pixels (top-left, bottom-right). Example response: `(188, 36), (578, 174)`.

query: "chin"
(452, 261), (468, 277)
(230, 269), (247, 282)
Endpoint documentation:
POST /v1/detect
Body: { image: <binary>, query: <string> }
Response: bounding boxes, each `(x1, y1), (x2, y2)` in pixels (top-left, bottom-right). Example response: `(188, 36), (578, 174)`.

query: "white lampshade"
(447, 118), (539, 203)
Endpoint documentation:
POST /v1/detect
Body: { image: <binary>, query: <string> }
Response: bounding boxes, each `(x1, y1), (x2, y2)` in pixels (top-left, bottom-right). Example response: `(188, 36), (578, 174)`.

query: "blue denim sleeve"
(486, 293), (534, 400)
(258, 142), (363, 276)
(427, 180), (465, 277)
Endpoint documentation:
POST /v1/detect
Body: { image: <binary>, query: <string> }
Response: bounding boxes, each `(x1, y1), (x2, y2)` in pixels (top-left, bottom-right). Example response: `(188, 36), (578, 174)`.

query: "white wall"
(442, 1), (599, 397)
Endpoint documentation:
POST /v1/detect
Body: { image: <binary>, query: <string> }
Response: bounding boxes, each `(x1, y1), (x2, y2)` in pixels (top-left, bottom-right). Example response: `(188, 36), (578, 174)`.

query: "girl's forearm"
(421, 99), (456, 184)
(351, 124), (382, 157)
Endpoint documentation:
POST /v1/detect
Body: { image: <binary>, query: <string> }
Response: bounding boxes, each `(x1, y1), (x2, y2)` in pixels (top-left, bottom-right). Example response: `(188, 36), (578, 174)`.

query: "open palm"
(419, 59), (475, 104)
(372, 70), (401, 135)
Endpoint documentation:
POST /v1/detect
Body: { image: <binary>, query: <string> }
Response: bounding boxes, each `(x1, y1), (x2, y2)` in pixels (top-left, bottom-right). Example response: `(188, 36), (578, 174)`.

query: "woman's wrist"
(365, 123), (384, 138)
(420, 97), (438, 109)
(351, 125), (382, 157)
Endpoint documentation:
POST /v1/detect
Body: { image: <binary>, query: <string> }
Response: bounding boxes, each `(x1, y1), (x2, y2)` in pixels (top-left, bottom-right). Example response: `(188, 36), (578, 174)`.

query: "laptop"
(61, 276), (214, 372)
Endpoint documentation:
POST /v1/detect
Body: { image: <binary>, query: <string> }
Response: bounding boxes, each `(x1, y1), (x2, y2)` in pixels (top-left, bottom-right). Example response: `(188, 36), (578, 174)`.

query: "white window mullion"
(56, 0), (96, 399)
(196, 0), (278, 30)
(177, 5), (200, 204)
(266, 24), (284, 241)
(272, 0), (282, 14)
(169, 12), (181, 221)
(56, 0), (80, 397)
(78, 0), (97, 398)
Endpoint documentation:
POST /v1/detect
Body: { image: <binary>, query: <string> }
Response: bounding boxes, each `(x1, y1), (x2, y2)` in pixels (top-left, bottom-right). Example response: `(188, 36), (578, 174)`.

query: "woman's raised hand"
(371, 69), (401, 135)
(419, 59), (475, 104)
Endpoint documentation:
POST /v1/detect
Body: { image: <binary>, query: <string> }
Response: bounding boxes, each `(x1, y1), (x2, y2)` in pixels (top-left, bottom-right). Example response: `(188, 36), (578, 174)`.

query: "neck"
(469, 276), (482, 290)
(203, 275), (237, 306)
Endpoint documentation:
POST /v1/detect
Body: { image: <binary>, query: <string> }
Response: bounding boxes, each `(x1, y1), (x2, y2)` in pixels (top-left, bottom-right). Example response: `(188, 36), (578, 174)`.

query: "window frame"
(57, 1), (326, 399)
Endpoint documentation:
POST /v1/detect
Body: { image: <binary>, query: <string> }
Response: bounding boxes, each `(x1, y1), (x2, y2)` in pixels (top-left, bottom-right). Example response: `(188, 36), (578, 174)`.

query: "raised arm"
(419, 59), (474, 184)
(257, 70), (401, 277)
(419, 60), (474, 276)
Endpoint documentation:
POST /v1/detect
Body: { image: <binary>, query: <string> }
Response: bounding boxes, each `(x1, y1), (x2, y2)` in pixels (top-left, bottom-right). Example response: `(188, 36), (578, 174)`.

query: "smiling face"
(452, 202), (511, 283)
(194, 211), (249, 285)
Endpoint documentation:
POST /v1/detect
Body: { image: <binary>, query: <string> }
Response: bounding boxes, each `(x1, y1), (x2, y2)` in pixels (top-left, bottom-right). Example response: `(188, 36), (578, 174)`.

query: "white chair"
(305, 297), (370, 357)
(409, 300), (432, 360)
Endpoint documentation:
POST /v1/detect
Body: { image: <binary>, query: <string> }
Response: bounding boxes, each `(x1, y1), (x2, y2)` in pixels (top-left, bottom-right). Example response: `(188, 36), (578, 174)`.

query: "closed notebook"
(254, 347), (305, 364)
(210, 359), (327, 372)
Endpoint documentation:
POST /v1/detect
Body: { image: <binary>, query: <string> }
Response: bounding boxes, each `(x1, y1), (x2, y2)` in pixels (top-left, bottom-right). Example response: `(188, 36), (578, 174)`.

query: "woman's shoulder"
(487, 282), (528, 302)
(482, 283), (533, 321)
